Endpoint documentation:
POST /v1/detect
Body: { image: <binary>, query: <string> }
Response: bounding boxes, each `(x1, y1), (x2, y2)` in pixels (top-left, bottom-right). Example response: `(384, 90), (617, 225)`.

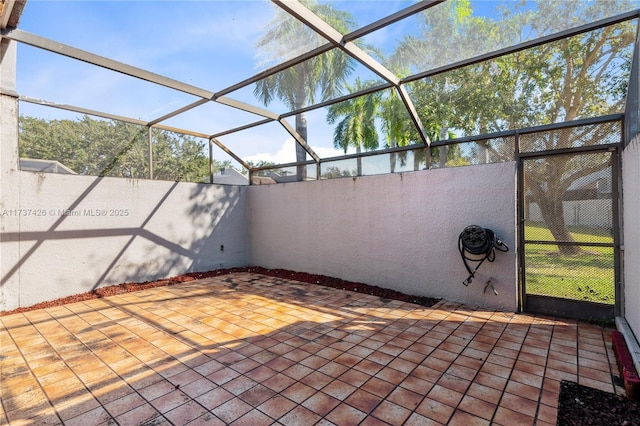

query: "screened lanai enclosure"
(1, 0), (640, 373)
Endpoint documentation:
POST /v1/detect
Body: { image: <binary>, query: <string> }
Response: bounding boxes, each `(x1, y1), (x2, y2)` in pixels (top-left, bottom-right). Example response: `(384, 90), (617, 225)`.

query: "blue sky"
(18, 0), (376, 164)
(14, 0), (640, 166)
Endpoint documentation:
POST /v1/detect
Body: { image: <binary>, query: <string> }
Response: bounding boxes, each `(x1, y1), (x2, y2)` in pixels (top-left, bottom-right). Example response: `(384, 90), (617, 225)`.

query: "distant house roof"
(213, 168), (249, 185)
(20, 158), (77, 175)
(567, 166), (611, 193)
(251, 175), (276, 185)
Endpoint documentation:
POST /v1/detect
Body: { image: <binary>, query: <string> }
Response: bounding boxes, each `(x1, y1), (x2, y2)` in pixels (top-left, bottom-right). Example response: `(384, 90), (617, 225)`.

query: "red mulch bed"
(558, 380), (640, 425)
(0, 267), (440, 317)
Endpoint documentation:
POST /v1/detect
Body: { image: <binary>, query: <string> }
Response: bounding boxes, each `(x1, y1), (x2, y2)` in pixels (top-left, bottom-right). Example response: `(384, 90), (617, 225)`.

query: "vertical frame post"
(148, 126), (153, 180)
(209, 138), (214, 184)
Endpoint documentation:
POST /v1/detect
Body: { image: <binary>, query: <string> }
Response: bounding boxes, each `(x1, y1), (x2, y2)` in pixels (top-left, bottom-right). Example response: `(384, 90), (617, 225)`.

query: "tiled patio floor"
(1, 273), (623, 425)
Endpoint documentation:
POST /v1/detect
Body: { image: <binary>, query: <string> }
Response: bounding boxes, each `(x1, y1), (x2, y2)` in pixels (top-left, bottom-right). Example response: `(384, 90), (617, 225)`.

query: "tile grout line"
(1, 275), (623, 426)
(6, 311), (69, 425)
(55, 302), (147, 425)
(487, 313), (537, 425)
(45, 305), (133, 425)
(486, 314), (520, 426)
(532, 317), (560, 426)
(437, 307), (496, 425)
(108, 293), (233, 425)
(59, 298), (206, 425)
(92, 282), (516, 421)
(240, 300), (456, 425)
(388, 305), (501, 425)
(241, 286), (441, 423)
(176, 278), (361, 424)
(373, 303), (461, 424)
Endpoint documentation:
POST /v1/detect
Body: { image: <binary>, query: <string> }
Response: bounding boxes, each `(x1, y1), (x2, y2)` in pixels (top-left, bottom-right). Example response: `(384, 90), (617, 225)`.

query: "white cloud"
(243, 138), (350, 165)
(315, 144), (354, 159)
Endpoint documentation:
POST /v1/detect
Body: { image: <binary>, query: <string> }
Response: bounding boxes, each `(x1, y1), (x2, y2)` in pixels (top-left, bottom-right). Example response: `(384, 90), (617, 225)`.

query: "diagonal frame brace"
(278, 118), (320, 163)
(272, 0), (399, 85)
(398, 85), (431, 146)
(272, 0), (431, 146)
(210, 137), (251, 171)
(0, 28), (215, 100)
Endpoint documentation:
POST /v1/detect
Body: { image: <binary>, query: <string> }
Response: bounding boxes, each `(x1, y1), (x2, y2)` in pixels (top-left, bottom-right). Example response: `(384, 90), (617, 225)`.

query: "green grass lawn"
(525, 223), (614, 304)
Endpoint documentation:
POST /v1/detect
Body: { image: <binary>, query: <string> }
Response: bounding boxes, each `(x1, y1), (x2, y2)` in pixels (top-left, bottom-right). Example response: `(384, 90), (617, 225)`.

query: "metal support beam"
(279, 118), (320, 163)
(1, 28), (215, 99)
(280, 82), (392, 118)
(624, 22), (640, 145)
(341, 42), (399, 85)
(1, 0), (16, 30)
(216, 96), (280, 120)
(271, 0), (434, 147)
(147, 99), (209, 127)
(272, 0), (400, 86)
(210, 118), (274, 139)
(148, 96), (279, 131)
(210, 137), (251, 171)
(20, 95), (213, 139)
(9, 3), (638, 174)
(20, 96), (148, 126)
(251, 159), (315, 172)
(403, 9), (640, 85)
(209, 139), (214, 184)
(344, 0), (445, 42)
(147, 127), (154, 180)
(1, 24), (303, 132)
(398, 85), (430, 146)
(216, 44), (332, 98)
(148, 124), (210, 140)
(1, 0), (26, 30)
(216, 0), (442, 99)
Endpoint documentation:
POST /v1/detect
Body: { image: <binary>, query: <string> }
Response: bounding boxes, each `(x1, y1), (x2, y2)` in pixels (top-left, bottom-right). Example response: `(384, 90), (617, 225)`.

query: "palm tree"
(326, 78), (381, 176)
(378, 87), (415, 172)
(254, 1), (356, 180)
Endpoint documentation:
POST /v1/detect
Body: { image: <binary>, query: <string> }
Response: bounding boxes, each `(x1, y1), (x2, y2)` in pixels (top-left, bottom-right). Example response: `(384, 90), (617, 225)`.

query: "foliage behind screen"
(18, 115), (222, 183)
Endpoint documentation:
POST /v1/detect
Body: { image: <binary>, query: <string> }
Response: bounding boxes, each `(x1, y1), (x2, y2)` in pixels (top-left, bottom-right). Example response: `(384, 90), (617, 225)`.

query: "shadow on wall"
(0, 175), (247, 308)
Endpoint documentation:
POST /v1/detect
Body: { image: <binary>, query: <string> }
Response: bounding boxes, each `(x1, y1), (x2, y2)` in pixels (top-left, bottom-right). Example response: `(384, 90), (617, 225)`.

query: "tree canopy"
(318, 0), (632, 251)
(18, 115), (231, 183)
(392, 0), (634, 252)
(19, 0), (637, 196)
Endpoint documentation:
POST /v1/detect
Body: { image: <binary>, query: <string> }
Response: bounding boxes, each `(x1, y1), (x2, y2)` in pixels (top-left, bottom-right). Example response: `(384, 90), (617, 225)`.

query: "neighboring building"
(212, 167), (249, 185)
(20, 158), (77, 175)
(527, 167), (612, 228)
